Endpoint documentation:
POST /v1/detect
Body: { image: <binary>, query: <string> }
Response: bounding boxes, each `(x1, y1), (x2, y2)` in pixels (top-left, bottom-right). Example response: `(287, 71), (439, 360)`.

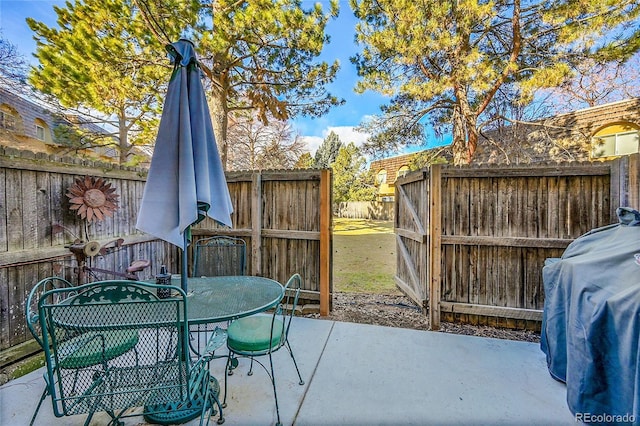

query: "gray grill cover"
(541, 207), (640, 421)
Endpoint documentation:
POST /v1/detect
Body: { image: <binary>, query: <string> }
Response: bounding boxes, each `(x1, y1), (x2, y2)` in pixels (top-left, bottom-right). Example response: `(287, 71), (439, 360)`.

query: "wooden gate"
(394, 170), (430, 310)
(394, 156), (639, 330)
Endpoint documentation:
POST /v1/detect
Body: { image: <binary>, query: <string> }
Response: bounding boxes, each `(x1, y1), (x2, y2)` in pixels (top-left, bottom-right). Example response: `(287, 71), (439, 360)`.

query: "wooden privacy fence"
(190, 169), (332, 312)
(0, 147), (331, 358)
(335, 201), (394, 220)
(395, 154), (640, 330)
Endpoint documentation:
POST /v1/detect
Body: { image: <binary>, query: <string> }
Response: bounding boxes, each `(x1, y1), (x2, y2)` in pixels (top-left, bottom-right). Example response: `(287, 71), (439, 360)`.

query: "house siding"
(473, 98), (640, 164)
(0, 86), (123, 162)
(370, 152), (415, 199)
(0, 87), (57, 142)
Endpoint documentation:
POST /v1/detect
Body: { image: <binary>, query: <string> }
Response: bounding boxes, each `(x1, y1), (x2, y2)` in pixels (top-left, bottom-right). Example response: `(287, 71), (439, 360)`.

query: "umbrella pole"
(181, 227), (189, 292)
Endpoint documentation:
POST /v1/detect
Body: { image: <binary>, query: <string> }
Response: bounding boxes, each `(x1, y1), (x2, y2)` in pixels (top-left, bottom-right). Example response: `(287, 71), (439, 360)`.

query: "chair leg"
(223, 355), (230, 408)
(248, 356), (254, 376)
(285, 341), (305, 385)
(211, 387), (225, 424)
(268, 351), (282, 426)
(29, 386), (48, 426)
(227, 352), (237, 375)
(223, 353), (239, 408)
(200, 385), (225, 426)
(82, 410), (97, 426)
(105, 413), (124, 426)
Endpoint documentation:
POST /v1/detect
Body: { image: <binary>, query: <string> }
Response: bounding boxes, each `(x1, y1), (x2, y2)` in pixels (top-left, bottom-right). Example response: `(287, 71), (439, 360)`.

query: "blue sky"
(0, 0), (449, 155)
(293, 1), (388, 153)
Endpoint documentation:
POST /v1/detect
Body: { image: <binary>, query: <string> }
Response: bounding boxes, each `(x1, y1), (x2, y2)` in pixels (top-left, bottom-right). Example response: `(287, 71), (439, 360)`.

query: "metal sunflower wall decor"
(66, 176), (120, 222)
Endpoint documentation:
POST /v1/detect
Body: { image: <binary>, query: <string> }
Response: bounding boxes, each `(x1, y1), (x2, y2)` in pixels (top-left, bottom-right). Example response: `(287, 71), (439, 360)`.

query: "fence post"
(319, 169), (332, 316)
(629, 153), (640, 210)
(428, 164), (442, 330)
(251, 172), (262, 275)
(610, 157), (625, 220)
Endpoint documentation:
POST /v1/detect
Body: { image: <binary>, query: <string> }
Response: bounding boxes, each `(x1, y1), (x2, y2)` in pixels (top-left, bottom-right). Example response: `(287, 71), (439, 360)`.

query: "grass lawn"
(332, 218), (400, 295)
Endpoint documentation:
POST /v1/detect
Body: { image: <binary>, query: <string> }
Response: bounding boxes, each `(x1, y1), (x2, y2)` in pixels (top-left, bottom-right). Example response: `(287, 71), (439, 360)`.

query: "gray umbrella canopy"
(136, 39), (233, 288)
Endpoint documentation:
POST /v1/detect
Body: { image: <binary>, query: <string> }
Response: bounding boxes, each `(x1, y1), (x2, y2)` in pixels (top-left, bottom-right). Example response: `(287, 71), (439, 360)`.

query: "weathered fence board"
(631, 154), (640, 208)
(190, 169), (331, 308)
(0, 168), (6, 252)
(335, 201), (394, 220)
(319, 169), (332, 315)
(0, 268), (7, 347)
(395, 155), (639, 330)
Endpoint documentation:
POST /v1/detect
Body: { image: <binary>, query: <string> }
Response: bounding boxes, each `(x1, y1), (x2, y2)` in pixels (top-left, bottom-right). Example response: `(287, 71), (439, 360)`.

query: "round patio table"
(180, 276), (284, 325)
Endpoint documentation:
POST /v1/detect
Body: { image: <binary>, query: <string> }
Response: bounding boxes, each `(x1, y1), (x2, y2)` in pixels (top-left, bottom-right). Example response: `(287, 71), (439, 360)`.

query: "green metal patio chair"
(191, 236), (247, 350)
(193, 236), (246, 277)
(26, 279), (226, 426)
(223, 273), (305, 426)
(26, 276), (113, 425)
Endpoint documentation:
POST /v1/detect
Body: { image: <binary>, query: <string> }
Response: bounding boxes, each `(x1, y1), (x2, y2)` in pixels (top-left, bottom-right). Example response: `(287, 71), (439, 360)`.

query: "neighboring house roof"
(368, 98), (640, 199)
(369, 151), (416, 184)
(370, 97), (640, 179)
(472, 97), (640, 164)
(0, 86), (57, 140)
(0, 85), (121, 162)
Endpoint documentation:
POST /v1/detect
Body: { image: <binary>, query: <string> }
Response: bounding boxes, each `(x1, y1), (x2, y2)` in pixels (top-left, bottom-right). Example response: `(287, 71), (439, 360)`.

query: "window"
(592, 129), (640, 158)
(34, 118), (51, 143)
(376, 169), (387, 185)
(0, 104), (23, 133)
(35, 125), (45, 141)
(0, 110), (16, 130)
(397, 165), (409, 179)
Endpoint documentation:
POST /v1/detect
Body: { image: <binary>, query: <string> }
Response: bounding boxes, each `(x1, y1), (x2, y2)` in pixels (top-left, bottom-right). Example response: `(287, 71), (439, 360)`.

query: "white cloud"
(300, 136), (324, 154)
(300, 126), (370, 154)
(328, 126), (370, 146)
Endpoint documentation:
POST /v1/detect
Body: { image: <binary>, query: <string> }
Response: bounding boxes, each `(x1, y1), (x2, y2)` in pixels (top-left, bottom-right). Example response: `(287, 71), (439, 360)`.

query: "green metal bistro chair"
(223, 274), (304, 426)
(26, 279), (226, 426)
(193, 236), (246, 277)
(191, 236), (247, 350)
(26, 276), (123, 425)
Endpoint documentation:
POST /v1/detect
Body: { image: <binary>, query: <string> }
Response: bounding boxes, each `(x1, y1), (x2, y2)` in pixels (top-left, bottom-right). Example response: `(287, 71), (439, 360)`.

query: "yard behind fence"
(335, 201), (394, 220)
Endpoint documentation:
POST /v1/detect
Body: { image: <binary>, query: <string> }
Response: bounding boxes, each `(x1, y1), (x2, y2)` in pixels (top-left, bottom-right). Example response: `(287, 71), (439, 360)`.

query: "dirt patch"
(313, 292), (540, 343)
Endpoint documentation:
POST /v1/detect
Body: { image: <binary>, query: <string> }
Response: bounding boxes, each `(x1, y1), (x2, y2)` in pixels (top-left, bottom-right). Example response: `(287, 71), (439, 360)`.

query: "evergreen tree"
(27, 0), (175, 164)
(28, 0), (343, 168)
(351, 0), (640, 165)
(332, 142), (376, 202)
(314, 131), (343, 168)
(294, 152), (315, 169)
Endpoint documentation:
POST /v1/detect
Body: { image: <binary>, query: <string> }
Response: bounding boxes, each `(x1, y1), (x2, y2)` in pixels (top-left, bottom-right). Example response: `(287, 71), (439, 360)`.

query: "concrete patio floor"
(0, 317), (575, 425)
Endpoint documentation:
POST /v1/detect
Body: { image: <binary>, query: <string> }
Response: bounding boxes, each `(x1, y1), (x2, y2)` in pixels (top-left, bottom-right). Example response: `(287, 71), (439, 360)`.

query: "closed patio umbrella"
(136, 39), (233, 291)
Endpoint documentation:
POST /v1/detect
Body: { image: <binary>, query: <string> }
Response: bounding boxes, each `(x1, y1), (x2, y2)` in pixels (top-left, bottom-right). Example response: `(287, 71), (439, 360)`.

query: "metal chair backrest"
(276, 273), (302, 347)
(193, 236), (246, 277)
(28, 279), (221, 425)
(26, 277), (77, 351)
